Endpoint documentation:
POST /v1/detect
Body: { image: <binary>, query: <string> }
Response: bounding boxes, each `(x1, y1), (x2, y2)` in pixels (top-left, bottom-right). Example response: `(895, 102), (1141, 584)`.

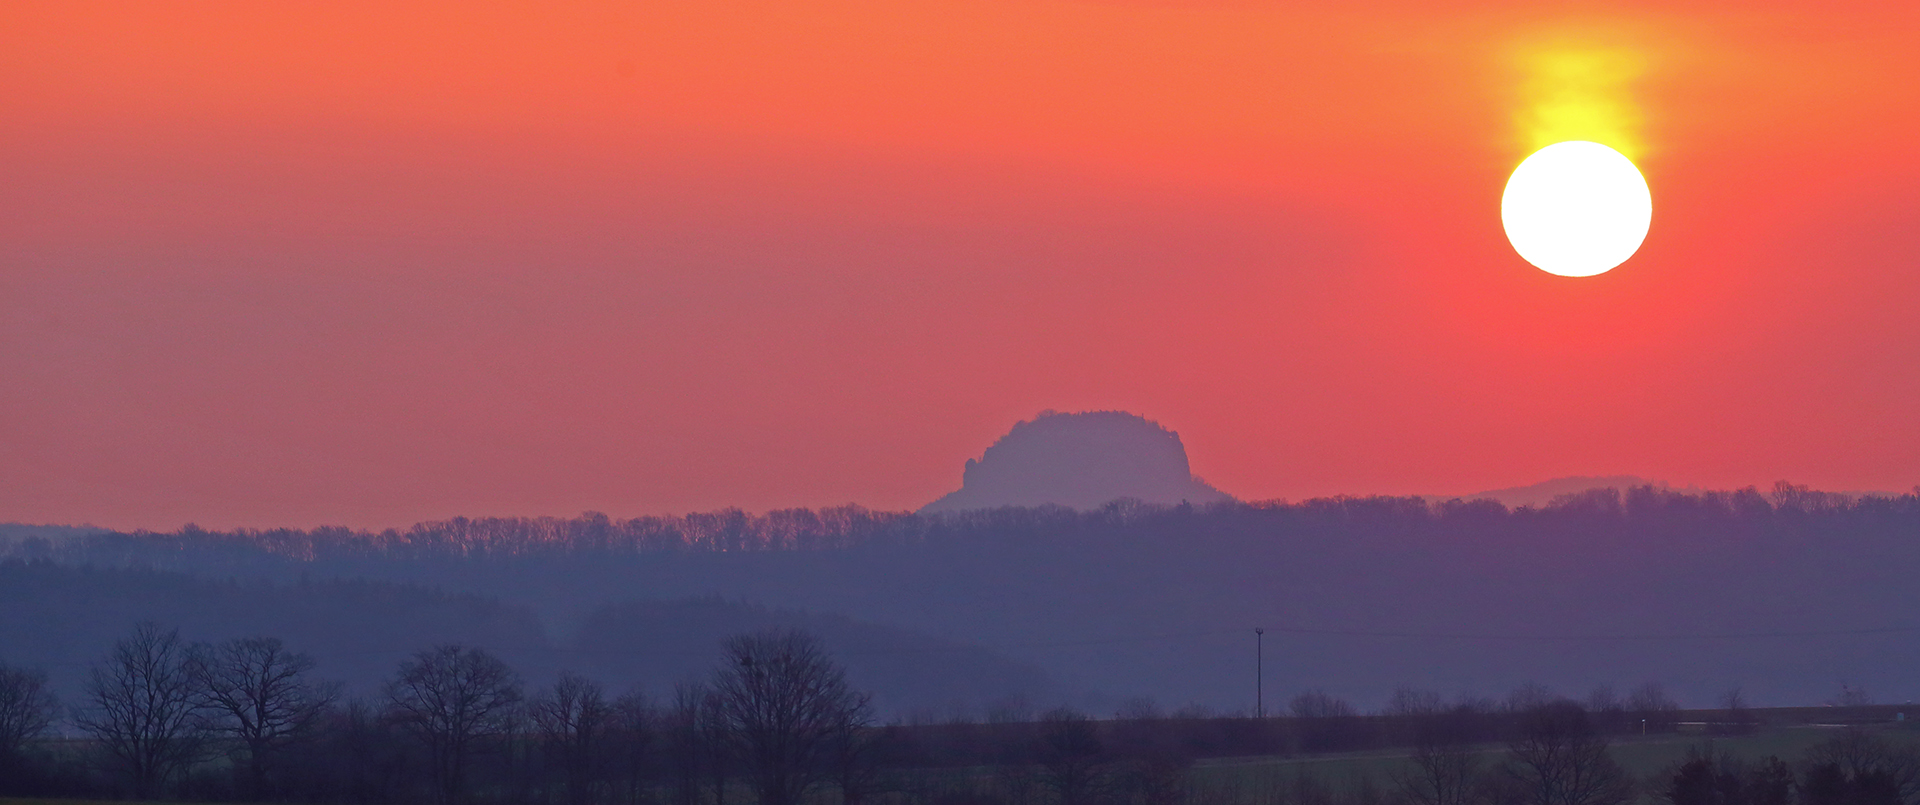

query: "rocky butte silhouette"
(920, 410), (1231, 513)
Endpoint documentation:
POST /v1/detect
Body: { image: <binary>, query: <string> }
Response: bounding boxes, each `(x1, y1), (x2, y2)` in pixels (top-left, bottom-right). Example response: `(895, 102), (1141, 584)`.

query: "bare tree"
(193, 636), (340, 798)
(1502, 701), (1634, 805)
(1715, 688), (1756, 736)
(1386, 688), (1447, 718)
(1583, 687), (1626, 734)
(986, 694), (1037, 725)
(532, 671), (612, 805)
(609, 691), (655, 805)
(827, 707), (887, 805)
(0, 663), (58, 761)
(1290, 690), (1359, 753)
(72, 622), (212, 798)
(1803, 728), (1920, 804)
(1036, 707), (1106, 805)
(709, 629), (872, 805)
(1393, 707), (1486, 805)
(1110, 698), (1189, 805)
(330, 697), (415, 805)
(1625, 682), (1680, 734)
(1383, 688), (1447, 748)
(1289, 690), (1357, 719)
(664, 683), (709, 805)
(386, 644), (524, 805)
(701, 686), (730, 805)
(500, 697), (538, 805)
(1505, 684), (1557, 713)
(1110, 714), (1188, 805)
(1830, 683), (1873, 707)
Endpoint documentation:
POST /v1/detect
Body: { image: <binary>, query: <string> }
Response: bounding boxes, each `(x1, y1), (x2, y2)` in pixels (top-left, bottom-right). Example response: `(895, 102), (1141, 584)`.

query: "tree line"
(5, 623), (1919, 805)
(0, 624), (870, 805)
(1385, 697), (1919, 805)
(9, 483), (1918, 567)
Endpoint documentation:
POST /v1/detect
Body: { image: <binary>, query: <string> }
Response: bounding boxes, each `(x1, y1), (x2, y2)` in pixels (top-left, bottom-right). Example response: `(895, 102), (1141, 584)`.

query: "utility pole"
(1255, 627), (1265, 718)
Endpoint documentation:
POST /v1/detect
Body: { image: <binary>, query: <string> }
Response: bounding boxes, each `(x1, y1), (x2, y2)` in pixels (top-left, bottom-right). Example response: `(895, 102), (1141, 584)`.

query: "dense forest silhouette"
(3, 619), (1917, 805)
(11, 483), (1910, 564)
(6, 483), (1920, 711)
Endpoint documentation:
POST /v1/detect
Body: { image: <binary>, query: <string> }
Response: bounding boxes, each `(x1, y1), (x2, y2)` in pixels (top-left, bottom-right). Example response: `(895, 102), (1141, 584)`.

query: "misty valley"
(4, 485), (1920, 805)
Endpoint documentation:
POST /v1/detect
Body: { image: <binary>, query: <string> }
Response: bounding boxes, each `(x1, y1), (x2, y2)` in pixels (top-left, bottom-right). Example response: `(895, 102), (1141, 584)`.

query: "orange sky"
(3, 1), (1918, 530)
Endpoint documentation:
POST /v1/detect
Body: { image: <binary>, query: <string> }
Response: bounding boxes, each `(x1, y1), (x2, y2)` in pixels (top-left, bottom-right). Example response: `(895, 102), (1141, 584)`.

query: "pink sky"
(3, 1), (1917, 530)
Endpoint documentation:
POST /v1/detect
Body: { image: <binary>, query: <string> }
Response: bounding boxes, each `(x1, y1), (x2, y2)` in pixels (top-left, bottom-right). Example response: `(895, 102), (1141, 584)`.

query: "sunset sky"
(4, 1), (1917, 530)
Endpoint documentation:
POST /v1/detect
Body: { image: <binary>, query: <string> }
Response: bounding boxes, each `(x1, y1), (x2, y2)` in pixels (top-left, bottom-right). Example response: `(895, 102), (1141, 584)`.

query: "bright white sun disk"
(1501, 141), (1651, 277)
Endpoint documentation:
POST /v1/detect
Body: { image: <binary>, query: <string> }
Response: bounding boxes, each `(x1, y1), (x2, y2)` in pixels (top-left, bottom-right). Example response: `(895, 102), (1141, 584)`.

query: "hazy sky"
(4, 1), (1917, 530)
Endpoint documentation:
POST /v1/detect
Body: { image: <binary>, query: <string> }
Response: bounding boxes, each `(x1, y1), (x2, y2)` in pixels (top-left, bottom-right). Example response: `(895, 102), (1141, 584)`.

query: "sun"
(1501, 141), (1652, 277)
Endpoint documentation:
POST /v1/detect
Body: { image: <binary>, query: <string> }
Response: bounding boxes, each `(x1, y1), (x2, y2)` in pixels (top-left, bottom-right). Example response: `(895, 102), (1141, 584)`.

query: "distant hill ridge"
(1443, 476), (1908, 509)
(7, 482), (1920, 710)
(1448, 476), (1659, 509)
(2, 482), (1907, 564)
(0, 522), (107, 541)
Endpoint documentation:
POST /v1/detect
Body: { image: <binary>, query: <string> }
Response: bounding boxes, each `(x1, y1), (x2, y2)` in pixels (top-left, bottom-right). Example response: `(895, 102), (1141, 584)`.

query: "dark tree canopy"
(17, 482), (1917, 565)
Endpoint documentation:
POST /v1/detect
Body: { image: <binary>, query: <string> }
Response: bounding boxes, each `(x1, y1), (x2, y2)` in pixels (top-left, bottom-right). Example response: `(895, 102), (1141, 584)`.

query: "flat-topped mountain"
(921, 410), (1231, 513)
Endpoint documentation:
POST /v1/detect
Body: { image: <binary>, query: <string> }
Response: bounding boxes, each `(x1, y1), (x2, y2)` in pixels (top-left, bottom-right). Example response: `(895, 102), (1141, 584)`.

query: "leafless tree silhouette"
(609, 691), (655, 805)
(1626, 682), (1680, 733)
(72, 622), (211, 798)
(1716, 688), (1756, 735)
(710, 629), (871, 805)
(0, 663), (58, 761)
(193, 636), (339, 798)
(385, 644), (523, 805)
(701, 686), (730, 805)
(1830, 684), (1874, 707)
(1288, 690), (1356, 719)
(664, 683), (709, 805)
(1037, 707), (1106, 805)
(0, 660), (58, 792)
(1803, 728), (1920, 804)
(827, 706), (886, 805)
(1502, 701), (1634, 805)
(1392, 707), (1486, 805)
(532, 671), (612, 805)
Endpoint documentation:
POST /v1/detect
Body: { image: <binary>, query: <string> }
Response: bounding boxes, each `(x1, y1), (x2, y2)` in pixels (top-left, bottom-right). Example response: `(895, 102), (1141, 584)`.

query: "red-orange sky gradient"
(4, 1), (1918, 530)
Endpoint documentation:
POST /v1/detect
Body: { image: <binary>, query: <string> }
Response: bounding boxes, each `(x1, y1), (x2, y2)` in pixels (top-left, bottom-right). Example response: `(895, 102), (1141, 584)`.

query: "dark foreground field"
(1185, 724), (1920, 802)
(7, 719), (1918, 805)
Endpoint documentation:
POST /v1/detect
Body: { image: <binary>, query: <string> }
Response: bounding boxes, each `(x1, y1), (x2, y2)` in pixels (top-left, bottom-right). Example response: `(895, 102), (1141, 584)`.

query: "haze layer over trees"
(5, 483), (1919, 710)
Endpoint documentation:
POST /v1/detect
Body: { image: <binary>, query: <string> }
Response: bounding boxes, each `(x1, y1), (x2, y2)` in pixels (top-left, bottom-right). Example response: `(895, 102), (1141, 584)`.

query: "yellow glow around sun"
(1515, 45), (1647, 159)
(1501, 40), (1654, 276)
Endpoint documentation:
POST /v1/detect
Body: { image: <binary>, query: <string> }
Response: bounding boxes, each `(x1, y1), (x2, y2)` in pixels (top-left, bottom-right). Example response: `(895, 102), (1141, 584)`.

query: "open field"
(8, 722), (1917, 805)
(1, 800), (182, 805)
(1188, 722), (1920, 803)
